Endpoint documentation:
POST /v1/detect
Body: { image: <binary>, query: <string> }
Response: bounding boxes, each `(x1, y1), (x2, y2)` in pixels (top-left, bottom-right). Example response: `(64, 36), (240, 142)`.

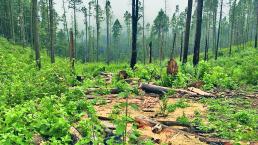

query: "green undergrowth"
(194, 97), (258, 141)
(0, 37), (257, 144)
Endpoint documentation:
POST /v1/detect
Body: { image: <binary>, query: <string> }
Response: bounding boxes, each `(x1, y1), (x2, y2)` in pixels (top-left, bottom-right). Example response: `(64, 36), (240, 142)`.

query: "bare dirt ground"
(94, 94), (208, 145)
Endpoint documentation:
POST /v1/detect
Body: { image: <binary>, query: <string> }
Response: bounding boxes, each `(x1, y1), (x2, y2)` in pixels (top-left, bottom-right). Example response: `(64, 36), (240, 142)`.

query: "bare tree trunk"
(49, 0), (55, 63)
(70, 30), (75, 72)
(193, 0), (204, 66)
(130, 0), (139, 69)
(32, 0), (41, 69)
(229, 0), (236, 56)
(19, 0), (26, 47)
(149, 41), (152, 63)
(8, 0), (15, 42)
(179, 32), (183, 62)
(142, 0), (145, 64)
(62, 0), (69, 57)
(106, 0), (110, 64)
(215, 0), (223, 60)
(170, 32), (177, 58)
(73, 2), (77, 59)
(204, 13), (210, 61)
(182, 0), (193, 64)
(96, 0), (99, 61)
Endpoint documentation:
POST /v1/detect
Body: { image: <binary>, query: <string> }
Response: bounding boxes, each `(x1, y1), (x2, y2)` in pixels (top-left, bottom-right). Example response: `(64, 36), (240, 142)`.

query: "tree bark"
(229, 0), (236, 56)
(32, 0), (41, 69)
(182, 0), (193, 64)
(142, 0), (145, 64)
(96, 0), (100, 61)
(215, 0), (223, 60)
(106, 0), (110, 64)
(180, 32), (183, 62)
(193, 0), (204, 66)
(70, 30), (75, 72)
(149, 41), (152, 64)
(49, 0), (55, 63)
(130, 0), (139, 69)
(170, 32), (177, 58)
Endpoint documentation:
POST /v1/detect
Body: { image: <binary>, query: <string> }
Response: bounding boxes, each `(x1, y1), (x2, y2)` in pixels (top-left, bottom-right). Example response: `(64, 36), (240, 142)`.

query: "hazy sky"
(55, 0), (188, 30)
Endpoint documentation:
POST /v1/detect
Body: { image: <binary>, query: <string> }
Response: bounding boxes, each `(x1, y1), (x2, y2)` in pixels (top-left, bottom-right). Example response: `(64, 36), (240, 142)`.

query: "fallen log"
(139, 83), (215, 97)
(139, 83), (170, 95)
(157, 120), (191, 128)
(188, 87), (215, 97)
(69, 126), (82, 143)
(135, 116), (231, 145)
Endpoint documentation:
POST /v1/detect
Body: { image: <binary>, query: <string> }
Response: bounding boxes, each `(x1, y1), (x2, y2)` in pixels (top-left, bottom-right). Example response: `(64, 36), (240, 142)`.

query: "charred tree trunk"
(182, 0), (193, 64)
(193, 0), (204, 66)
(229, 0), (236, 55)
(49, 0), (55, 63)
(215, 0), (223, 60)
(130, 0), (139, 69)
(204, 35), (208, 61)
(70, 30), (75, 72)
(106, 1), (110, 64)
(62, 0), (69, 57)
(96, 0), (100, 61)
(32, 0), (41, 69)
(149, 41), (152, 64)
(180, 32), (183, 62)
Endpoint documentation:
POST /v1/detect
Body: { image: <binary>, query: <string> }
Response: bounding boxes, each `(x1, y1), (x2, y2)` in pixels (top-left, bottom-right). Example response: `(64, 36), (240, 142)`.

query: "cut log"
(85, 88), (121, 95)
(140, 83), (215, 97)
(135, 116), (231, 145)
(139, 83), (170, 95)
(152, 123), (163, 134)
(69, 126), (82, 143)
(157, 120), (191, 128)
(198, 136), (232, 145)
(174, 89), (198, 97)
(118, 70), (129, 79)
(188, 87), (215, 97)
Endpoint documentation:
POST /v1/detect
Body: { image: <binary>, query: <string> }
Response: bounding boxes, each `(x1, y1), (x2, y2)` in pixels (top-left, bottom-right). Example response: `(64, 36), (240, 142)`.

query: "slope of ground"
(0, 37), (257, 144)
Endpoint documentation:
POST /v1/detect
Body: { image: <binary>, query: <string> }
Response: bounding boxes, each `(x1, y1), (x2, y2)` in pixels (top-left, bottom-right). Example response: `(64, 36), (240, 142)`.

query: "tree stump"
(167, 59), (178, 75)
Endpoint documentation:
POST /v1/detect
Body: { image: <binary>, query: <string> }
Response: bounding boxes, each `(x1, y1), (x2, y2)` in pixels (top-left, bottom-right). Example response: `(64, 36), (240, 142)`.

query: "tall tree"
(95, 0), (104, 61)
(124, 11), (132, 50)
(69, 0), (82, 58)
(130, 0), (139, 69)
(170, 5), (179, 58)
(62, 0), (69, 56)
(32, 0), (41, 69)
(49, 0), (55, 63)
(105, 0), (111, 64)
(153, 9), (169, 65)
(182, 0), (193, 64)
(193, 0), (204, 66)
(112, 19), (122, 61)
(215, 0), (223, 60)
(19, 0), (26, 47)
(142, 0), (146, 64)
(82, 7), (88, 63)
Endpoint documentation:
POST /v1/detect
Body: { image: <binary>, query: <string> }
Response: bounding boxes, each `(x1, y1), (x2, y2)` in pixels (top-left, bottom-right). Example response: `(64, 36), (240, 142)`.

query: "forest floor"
(83, 79), (258, 145)
(0, 37), (257, 145)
